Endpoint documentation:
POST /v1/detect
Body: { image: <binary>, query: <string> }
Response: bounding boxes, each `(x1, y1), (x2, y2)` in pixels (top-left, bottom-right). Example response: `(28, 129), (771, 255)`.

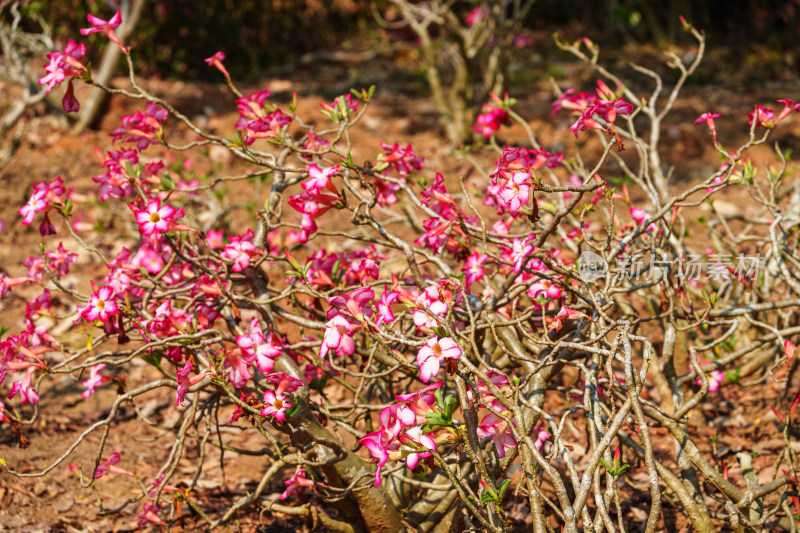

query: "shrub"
(3, 9), (800, 532)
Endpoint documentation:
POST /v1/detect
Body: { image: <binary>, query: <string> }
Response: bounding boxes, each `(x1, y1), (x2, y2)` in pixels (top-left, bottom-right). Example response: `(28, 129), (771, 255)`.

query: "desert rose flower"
(280, 468), (314, 499)
(78, 285), (119, 323)
(130, 199), (178, 236)
(417, 337), (462, 383)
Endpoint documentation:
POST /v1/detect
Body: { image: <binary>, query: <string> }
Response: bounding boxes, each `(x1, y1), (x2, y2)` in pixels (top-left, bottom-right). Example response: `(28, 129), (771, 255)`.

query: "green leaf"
(434, 386), (444, 410)
(160, 172), (175, 191)
(77, 62), (93, 82)
(286, 400), (300, 418)
(142, 352), (163, 370)
(497, 479), (511, 499)
(443, 395), (458, 419)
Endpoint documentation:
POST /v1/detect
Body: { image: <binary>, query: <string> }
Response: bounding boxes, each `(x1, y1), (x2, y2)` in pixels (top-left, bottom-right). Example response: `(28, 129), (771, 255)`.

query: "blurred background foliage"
(16, 0), (800, 82)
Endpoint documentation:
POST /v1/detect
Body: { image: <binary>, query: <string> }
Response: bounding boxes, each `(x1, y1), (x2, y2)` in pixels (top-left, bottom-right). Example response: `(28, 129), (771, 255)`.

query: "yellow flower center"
(150, 212), (161, 223)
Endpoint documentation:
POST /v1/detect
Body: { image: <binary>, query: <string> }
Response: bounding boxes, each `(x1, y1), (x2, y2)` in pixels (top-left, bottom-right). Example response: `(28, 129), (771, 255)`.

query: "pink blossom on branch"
(376, 286), (400, 326)
(379, 142), (425, 177)
(81, 363), (109, 399)
(95, 451), (134, 479)
(110, 103), (168, 150)
(474, 101), (509, 139)
(695, 368), (725, 393)
(8, 366), (40, 405)
(748, 105), (775, 128)
(497, 172), (532, 215)
(175, 361), (215, 406)
(80, 10), (126, 51)
(78, 285), (119, 323)
(221, 229), (262, 272)
(319, 314), (356, 358)
(477, 413), (516, 458)
(129, 198), (180, 236)
(18, 190), (48, 225)
(302, 164), (340, 195)
(262, 389), (289, 421)
(135, 503), (166, 527)
(694, 112), (721, 139)
(464, 251), (488, 287)
(38, 39), (86, 94)
(204, 51), (230, 78)
(417, 336), (462, 383)
(280, 468), (314, 499)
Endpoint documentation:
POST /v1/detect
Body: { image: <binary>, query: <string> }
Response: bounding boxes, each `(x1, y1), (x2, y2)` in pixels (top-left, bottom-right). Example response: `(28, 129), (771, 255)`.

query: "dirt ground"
(1, 36), (800, 531)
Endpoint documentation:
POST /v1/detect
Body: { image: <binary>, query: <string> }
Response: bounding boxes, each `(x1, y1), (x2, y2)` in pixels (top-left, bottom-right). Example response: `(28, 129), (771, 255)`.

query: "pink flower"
(399, 425), (436, 470)
(477, 413), (516, 458)
(38, 40), (86, 93)
(748, 105), (776, 128)
(534, 428), (550, 451)
(225, 352), (252, 388)
(135, 503), (166, 527)
(508, 237), (535, 274)
(694, 112), (721, 139)
(547, 306), (584, 332)
(80, 10), (125, 50)
(464, 252), (488, 287)
(328, 286), (375, 322)
(464, 6), (488, 26)
(46, 242), (78, 276)
(379, 143), (425, 176)
(221, 229), (262, 272)
(417, 337), (462, 383)
(18, 190), (48, 225)
(78, 285), (119, 323)
(785, 339), (796, 364)
(412, 285), (449, 330)
(776, 98), (799, 122)
(206, 229), (224, 249)
(204, 51), (229, 78)
(319, 315), (356, 358)
(110, 103), (168, 149)
(130, 198), (178, 236)
(265, 372), (305, 395)
(497, 172), (531, 214)
(95, 451), (134, 479)
(236, 318), (284, 373)
(474, 103), (509, 139)
(9, 366), (39, 405)
(695, 369), (725, 392)
(81, 363), (107, 399)
(358, 430), (393, 486)
(23, 256), (44, 282)
(238, 109), (291, 143)
(175, 361), (214, 406)
(302, 164), (340, 195)
(280, 468), (314, 499)
(570, 99), (632, 137)
(262, 389), (289, 421)
(630, 207), (656, 232)
(395, 381), (442, 424)
(376, 287), (400, 326)
(551, 89), (598, 117)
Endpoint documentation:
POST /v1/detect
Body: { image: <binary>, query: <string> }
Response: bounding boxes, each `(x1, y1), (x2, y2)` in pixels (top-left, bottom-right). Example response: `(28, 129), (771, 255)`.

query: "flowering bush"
(4, 9), (800, 533)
